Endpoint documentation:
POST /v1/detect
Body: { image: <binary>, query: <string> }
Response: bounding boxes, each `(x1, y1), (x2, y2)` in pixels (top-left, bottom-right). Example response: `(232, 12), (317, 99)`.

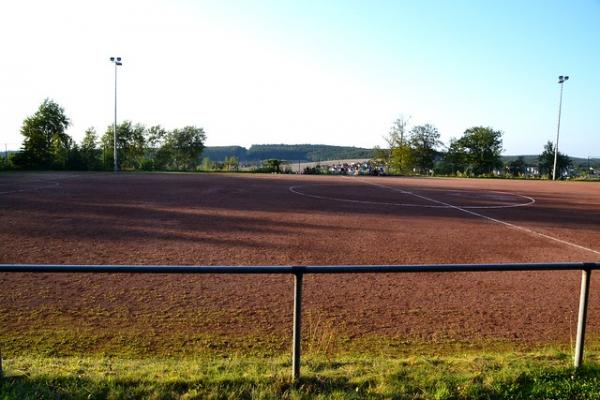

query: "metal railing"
(0, 262), (598, 381)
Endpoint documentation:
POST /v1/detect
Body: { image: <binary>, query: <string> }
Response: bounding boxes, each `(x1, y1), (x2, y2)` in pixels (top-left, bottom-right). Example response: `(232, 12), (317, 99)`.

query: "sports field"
(1, 172), (600, 355)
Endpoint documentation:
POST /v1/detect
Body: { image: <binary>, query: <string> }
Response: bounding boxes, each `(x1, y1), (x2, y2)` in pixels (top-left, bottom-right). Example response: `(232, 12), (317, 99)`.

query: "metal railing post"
(574, 268), (592, 368)
(292, 272), (303, 381)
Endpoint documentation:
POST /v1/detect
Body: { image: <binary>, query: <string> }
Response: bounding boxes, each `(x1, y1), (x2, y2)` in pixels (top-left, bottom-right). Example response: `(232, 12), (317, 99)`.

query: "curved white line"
(289, 184), (535, 209)
(367, 181), (536, 209)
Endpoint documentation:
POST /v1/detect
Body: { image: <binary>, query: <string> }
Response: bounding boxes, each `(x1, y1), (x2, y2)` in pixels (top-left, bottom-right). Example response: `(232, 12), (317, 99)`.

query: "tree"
(507, 156), (527, 177)
(66, 140), (84, 170)
(80, 128), (101, 170)
(0, 153), (14, 170)
(144, 125), (168, 170)
(538, 141), (571, 178)
(201, 157), (213, 171)
(52, 135), (75, 170)
(455, 126), (503, 175)
(146, 125), (167, 149)
(443, 138), (467, 174)
(263, 159), (281, 173)
(101, 121), (146, 170)
(224, 156), (239, 172)
(160, 126), (206, 170)
(384, 116), (413, 174)
(15, 99), (71, 169)
(408, 124), (442, 173)
(371, 146), (388, 164)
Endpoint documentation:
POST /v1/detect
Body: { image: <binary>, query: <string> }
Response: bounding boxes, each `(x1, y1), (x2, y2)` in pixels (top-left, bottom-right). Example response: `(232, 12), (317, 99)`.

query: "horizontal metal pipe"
(0, 262), (598, 274)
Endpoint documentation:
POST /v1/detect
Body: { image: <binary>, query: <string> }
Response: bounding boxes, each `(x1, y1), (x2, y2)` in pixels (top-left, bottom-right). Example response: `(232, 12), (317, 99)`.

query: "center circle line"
(289, 184), (535, 209)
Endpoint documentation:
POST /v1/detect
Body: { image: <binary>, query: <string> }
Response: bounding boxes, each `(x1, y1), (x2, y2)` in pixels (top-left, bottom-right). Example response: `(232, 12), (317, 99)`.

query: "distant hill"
(202, 144), (374, 162)
(200, 147), (599, 166)
(201, 146), (248, 162)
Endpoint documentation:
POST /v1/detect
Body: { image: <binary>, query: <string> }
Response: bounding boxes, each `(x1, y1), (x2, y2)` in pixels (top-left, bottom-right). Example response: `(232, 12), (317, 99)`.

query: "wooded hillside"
(202, 144), (374, 162)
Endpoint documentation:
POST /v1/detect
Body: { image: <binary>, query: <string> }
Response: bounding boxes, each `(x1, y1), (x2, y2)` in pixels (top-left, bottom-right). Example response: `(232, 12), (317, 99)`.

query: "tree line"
(5, 99), (206, 171)
(0, 99), (580, 178)
(372, 116), (574, 178)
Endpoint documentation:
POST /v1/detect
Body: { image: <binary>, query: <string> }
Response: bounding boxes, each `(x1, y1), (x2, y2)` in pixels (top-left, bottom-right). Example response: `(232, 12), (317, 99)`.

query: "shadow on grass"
(2, 364), (600, 400)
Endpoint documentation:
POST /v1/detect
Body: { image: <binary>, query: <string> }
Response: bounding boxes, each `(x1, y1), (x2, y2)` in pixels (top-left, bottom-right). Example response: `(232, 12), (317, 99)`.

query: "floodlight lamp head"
(564, 76), (569, 81)
(117, 57), (122, 61)
(116, 61), (122, 66)
(110, 57), (115, 61)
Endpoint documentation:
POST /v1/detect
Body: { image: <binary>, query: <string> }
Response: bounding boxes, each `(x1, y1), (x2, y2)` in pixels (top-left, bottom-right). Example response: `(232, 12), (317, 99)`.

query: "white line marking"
(289, 185), (535, 209)
(363, 180), (600, 257)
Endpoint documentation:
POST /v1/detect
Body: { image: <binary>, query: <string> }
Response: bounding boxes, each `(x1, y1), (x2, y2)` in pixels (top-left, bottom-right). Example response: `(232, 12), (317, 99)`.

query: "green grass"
(3, 326), (600, 398)
(3, 320), (600, 398)
(2, 350), (600, 399)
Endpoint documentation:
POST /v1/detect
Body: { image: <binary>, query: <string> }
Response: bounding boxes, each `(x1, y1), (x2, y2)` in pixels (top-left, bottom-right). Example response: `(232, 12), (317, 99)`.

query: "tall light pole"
(110, 57), (123, 172)
(553, 75), (569, 181)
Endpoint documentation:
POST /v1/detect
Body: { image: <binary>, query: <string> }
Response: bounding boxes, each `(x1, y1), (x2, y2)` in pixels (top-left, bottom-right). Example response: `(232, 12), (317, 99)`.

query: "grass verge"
(2, 350), (600, 399)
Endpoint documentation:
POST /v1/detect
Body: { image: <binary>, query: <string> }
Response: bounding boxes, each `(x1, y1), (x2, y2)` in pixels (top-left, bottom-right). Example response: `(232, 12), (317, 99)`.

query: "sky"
(1, 0), (599, 157)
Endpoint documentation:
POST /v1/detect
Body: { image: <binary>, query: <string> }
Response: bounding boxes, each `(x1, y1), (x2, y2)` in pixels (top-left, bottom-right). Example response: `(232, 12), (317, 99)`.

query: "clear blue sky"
(1, 0), (599, 156)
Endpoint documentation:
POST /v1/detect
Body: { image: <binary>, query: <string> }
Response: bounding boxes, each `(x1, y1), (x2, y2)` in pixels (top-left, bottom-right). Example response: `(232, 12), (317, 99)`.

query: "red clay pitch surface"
(1, 172), (600, 348)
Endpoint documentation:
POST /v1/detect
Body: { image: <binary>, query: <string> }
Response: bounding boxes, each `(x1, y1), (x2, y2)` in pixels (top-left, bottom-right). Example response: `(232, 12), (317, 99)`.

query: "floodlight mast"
(110, 57), (123, 172)
(553, 75), (569, 181)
